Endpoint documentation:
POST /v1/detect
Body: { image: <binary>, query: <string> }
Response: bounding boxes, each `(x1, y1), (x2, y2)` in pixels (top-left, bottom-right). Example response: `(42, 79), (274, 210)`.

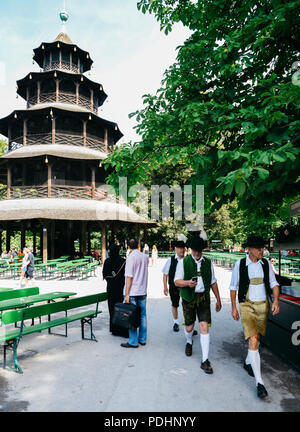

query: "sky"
(0, 0), (192, 144)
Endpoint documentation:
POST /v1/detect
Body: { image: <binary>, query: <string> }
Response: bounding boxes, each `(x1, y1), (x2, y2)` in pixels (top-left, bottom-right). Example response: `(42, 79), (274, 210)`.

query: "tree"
(0, 139), (7, 156)
(105, 0), (300, 221)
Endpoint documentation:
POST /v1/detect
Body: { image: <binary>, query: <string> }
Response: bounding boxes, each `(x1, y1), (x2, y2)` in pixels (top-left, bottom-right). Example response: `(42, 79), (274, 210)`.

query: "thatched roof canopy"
(1, 144), (107, 161)
(0, 198), (156, 226)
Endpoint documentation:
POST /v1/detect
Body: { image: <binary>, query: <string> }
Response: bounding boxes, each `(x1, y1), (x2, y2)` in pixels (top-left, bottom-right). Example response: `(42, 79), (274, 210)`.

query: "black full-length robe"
(103, 254), (129, 338)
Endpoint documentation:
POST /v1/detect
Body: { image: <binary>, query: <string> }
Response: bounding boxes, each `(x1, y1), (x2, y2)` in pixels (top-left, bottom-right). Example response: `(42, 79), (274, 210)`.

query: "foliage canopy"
(105, 0), (300, 219)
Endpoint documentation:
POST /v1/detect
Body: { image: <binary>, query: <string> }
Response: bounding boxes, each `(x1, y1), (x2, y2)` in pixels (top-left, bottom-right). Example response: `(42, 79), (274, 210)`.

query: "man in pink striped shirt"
(121, 239), (149, 348)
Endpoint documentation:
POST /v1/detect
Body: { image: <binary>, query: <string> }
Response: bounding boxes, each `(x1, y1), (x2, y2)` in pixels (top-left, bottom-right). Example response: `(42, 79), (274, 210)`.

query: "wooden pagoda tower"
(0, 10), (152, 263)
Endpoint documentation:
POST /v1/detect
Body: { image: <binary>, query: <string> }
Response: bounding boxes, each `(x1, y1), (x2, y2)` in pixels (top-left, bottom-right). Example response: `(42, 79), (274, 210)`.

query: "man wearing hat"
(229, 235), (280, 399)
(174, 233), (222, 374)
(162, 235), (187, 332)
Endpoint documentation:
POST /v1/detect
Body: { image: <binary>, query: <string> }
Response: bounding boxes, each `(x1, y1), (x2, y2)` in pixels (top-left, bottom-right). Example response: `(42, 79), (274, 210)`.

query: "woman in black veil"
(103, 244), (128, 338)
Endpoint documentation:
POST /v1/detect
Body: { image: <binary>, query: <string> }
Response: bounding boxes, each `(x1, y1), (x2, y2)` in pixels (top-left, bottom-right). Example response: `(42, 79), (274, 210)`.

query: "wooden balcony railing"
(44, 62), (80, 74)
(0, 185), (119, 202)
(27, 92), (98, 113)
(8, 132), (106, 152)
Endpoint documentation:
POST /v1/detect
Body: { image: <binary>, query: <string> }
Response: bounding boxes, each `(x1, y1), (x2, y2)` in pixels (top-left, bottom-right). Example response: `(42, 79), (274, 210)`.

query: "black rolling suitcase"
(113, 302), (141, 329)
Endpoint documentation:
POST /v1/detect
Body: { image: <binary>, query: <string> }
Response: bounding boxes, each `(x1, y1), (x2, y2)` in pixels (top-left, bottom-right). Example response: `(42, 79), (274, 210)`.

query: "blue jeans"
(128, 295), (147, 346)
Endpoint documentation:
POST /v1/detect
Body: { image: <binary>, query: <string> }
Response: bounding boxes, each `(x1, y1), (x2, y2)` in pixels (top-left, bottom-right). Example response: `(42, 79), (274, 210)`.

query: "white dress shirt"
(174, 255), (217, 293)
(162, 254), (181, 276)
(229, 256), (278, 301)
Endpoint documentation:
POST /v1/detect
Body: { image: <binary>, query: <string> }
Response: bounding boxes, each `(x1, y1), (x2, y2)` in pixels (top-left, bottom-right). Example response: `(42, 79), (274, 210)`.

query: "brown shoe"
(185, 342), (193, 356)
(201, 359), (213, 374)
(121, 342), (139, 348)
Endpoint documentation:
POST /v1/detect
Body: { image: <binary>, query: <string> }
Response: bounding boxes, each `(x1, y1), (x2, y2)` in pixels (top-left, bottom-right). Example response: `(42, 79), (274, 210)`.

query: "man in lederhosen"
(162, 235), (187, 332)
(175, 235), (222, 374)
(229, 235), (280, 399)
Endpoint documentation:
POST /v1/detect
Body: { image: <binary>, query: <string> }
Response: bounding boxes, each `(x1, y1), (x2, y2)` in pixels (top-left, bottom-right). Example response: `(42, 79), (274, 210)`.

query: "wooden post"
(6, 225), (11, 253)
(87, 228), (91, 256)
(40, 228), (43, 257)
(22, 162), (26, 186)
(56, 79), (59, 102)
(136, 224), (141, 251)
(76, 83), (79, 105)
(37, 81), (41, 104)
(23, 119), (27, 146)
(52, 117), (56, 145)
(91, 166), (96, 199)
(101, 224), (107, 265)
(104, 128), (108, 153)
(67, 223), (73, 256)
(43, 227), (48, 264)
(50, 221), (55, 259)
(26, 87), (30, 108)
(90, 89), (94, 112)
(21, 222), (26, 250)
(81, 222), (87, 256)
(33, 230), (37, 255)
(7, 165), (11, 199)
(48, 164), (52, 198)
(8, 125), (11, 150)
(111, 222), (115, 243)
(83, 120), (87, 147)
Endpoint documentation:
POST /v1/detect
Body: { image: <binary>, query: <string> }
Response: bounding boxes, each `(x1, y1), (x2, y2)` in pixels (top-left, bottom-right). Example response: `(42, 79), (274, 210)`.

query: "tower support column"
(43, 227), (48, 264)
(7, 165), (11, 199)
(52, 117), (56, 145)
(101, 223), (107, 265)
(81, 221), (87, 256)
(48, 164), (52, 198)
(6, 224), (11, 253)
(33, 230), (37, 255)
(21, 222), (26, 250)
(50, 221), (55, 259)
(23, 119), (27, 146)
(83, 120), (87, 147)
(91, 166), (96, 199)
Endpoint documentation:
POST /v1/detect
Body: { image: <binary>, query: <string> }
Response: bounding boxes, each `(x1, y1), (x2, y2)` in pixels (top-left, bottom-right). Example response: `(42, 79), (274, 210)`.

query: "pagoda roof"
(17, 71), (107, 106)
(2, 144), (107, 161)
(33, 40), (93, 73)
(54, 32), (73, 44)
(0, 198), (156, 225)
(0, 106), (123, 144)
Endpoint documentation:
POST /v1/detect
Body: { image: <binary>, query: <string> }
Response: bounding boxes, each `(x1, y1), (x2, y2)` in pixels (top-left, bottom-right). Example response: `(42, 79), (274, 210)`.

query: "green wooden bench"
(0, 287), (39, 302)
(0, 292), (107, 373)
(80, 262), (98, 280)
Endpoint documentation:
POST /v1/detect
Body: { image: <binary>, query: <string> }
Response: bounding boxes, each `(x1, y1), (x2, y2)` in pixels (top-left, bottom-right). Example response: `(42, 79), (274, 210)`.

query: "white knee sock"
(200, 333), (210, 362)
(248, 349), (264, 386)
(245, 351), (251, 365)
(173, 318), (179, 324)
(184, 328), (193, 345)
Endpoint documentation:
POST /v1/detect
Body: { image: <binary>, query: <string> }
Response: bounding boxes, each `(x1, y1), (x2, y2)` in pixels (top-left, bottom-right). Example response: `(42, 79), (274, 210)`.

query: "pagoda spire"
(55, 0), (72, 44)
(60, 0), (69, 33)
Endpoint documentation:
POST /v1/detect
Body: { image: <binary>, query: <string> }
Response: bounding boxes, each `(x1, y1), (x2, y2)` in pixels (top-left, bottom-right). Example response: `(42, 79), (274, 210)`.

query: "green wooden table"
(0, 288), (13, 292)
